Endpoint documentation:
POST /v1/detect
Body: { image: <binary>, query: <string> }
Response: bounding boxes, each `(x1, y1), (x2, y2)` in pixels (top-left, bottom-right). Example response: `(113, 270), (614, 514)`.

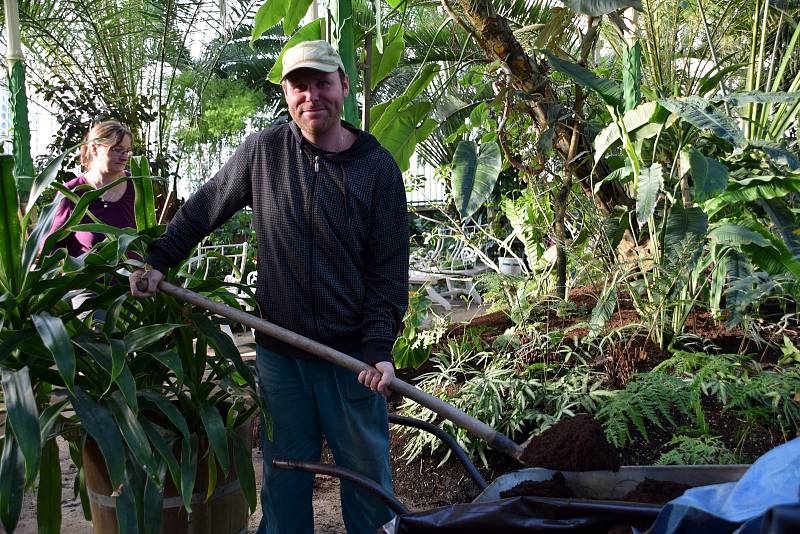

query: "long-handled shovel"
(139, 279), (526, 462)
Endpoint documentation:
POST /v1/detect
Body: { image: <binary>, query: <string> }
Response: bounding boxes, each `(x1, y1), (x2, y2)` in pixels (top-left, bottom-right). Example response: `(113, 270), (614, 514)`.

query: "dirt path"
(8, 438), (345, 534)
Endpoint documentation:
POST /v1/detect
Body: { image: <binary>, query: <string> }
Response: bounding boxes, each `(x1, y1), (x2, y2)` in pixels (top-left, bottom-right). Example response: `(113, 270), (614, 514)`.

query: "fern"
(654, 350), (800, 437)
(654, 351), (749, 414)
(725, 368), (800, 437)
(657, 435), (739, 465)
(595, 373), (693, 448)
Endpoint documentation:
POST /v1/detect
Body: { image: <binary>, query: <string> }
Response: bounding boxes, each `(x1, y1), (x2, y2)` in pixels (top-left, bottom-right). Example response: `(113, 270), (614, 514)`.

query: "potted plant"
(0, 153), (265, 533)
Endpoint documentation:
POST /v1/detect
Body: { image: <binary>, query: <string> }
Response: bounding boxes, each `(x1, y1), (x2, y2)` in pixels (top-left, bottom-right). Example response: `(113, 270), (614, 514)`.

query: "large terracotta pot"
(82, 420), (253, 534)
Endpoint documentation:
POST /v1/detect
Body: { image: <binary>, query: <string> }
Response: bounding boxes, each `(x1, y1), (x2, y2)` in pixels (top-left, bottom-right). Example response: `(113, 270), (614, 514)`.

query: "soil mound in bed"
(521, 414), (621, 471)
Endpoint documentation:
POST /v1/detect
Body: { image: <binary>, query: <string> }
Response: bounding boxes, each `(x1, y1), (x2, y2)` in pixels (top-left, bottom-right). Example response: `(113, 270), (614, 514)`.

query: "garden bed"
(389, 286), (799, 509)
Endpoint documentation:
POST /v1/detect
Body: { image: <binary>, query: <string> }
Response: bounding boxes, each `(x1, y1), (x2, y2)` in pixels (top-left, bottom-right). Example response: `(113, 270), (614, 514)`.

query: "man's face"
(282, 68), (349, 138)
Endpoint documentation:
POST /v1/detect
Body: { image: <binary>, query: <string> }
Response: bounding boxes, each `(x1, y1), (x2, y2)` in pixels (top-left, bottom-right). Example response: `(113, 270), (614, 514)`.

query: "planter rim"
(475, 464), (751, 502)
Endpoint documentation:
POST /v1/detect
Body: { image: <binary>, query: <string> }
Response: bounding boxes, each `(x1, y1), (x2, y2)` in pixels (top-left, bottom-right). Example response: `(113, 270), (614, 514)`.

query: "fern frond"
(595, 373), (693, 448)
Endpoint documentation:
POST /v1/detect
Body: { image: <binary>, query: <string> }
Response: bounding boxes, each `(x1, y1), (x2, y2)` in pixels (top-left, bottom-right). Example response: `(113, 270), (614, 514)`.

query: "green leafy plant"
(656, 350), (748, 432)
(725, 368), (800, 440)
(595, 373), (693, 448)
(392, 291), (446, 369)
(656, 434), (739, 465)
(399, 329), (607, 467)
(0, 153), (265, 533)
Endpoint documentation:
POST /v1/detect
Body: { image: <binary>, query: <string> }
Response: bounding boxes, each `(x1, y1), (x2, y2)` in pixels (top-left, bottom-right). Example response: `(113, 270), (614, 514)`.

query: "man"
(130, 40), (409, 533)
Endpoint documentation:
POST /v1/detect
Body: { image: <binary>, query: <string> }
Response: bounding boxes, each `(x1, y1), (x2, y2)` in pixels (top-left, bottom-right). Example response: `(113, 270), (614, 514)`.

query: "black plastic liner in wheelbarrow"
(388, 495), (660, 533)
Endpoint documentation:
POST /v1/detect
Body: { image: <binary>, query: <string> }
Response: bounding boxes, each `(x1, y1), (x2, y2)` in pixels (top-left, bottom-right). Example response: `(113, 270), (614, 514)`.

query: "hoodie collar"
(289, 120), (379, 162)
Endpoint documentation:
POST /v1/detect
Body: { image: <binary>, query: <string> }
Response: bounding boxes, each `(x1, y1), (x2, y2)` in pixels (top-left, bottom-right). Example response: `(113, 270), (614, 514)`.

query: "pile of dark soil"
(622, 478), (692, 504)
(499, 472), (573, 499)
(493, 473), (692, 505)
(520, 414), (621, 471)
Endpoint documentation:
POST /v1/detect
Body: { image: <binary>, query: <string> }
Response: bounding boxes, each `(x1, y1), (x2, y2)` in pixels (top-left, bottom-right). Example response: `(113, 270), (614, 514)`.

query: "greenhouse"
(1, 0), (799, 532)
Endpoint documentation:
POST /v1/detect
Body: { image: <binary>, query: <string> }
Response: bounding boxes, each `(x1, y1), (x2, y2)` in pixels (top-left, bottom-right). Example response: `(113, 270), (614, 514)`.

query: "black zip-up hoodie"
(146, 121), (409, 364)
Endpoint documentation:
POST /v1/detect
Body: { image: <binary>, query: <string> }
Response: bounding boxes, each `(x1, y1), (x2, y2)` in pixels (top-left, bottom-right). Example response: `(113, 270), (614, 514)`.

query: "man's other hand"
(358, 361), (395, 397)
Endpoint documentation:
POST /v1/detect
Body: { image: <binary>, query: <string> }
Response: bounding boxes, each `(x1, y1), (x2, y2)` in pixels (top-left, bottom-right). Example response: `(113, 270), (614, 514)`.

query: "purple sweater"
(49, 175), (136, 256)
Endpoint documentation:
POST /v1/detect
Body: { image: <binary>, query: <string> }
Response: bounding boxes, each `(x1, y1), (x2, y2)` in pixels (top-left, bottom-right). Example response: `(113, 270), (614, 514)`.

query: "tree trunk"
(451, 0), (634, 215)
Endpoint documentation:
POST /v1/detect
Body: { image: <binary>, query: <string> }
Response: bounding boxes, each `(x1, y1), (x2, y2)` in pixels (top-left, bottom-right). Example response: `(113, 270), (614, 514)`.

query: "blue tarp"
(647, 438), (800, 534)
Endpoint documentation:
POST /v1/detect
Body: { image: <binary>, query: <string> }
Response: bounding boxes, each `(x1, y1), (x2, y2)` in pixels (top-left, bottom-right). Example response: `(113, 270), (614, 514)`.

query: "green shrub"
(657, 435), (739, 465)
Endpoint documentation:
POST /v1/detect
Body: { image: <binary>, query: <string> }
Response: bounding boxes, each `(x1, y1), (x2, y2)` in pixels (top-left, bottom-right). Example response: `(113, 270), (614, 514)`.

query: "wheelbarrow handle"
(149, 279), (524, 462)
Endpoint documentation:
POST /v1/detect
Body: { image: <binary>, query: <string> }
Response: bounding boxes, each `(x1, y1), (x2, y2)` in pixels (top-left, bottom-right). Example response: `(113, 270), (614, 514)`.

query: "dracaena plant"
(0, 154), (265, 533)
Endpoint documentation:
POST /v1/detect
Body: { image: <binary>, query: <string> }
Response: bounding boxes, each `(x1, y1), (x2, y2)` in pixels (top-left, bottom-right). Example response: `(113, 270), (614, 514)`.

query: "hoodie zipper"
(310, 154), (320, 337)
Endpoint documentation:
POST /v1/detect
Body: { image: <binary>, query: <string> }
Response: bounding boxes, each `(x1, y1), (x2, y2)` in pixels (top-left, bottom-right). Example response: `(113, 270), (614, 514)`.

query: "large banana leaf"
(704, 175), (800, 217)
(370, 64), (440, 171)
(751, 141), (800, 172)
(717, 91), (800, 106)
(451, 140), (502, 220)
(665, 203), (708, 253)
(740, 221), (800, 279)
(540, 49), (623, 109)
(658, 97), (746, 147)
(593, 101), (667, 162)
(636, 163), (663, 226)
(251, 0), (313, 43)
(685, 149), (729, 203)
(708, 223), (771, 248)
(371, 24), (405, 91)
(724, 249), (753, 317)
(622, 41), (641, 112)
(757, 198), (800, 257)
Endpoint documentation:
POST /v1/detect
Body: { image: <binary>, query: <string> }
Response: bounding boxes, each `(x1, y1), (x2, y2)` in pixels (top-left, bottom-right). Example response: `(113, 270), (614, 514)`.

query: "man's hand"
(358, 361), (395, 397)
(129, 268), (164, 298)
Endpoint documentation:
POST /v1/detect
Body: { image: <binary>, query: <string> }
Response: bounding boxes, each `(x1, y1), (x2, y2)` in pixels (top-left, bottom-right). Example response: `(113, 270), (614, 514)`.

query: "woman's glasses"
(105, 146), (133, 157)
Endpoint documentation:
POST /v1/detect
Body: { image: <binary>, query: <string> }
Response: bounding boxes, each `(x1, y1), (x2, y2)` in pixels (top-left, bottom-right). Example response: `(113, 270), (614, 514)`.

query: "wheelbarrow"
(272, 415), (749, 533)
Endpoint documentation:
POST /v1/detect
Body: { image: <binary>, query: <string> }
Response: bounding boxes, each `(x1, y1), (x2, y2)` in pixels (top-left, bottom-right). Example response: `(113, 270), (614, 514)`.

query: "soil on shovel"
(520, 414), (621, 471)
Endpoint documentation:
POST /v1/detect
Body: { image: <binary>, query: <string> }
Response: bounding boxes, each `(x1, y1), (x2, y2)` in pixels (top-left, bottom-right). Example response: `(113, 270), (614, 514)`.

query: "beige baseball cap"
(280, 40), (346, 81)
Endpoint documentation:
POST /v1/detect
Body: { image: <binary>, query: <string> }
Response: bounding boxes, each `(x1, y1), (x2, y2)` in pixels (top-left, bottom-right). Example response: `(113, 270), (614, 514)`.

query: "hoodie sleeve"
(360, 154), (410, 365)
(146, 135), (255, 272)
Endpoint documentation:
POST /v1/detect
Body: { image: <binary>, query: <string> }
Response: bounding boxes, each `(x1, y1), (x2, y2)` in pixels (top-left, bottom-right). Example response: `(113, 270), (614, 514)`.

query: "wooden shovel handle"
(145, 279), (523, 461)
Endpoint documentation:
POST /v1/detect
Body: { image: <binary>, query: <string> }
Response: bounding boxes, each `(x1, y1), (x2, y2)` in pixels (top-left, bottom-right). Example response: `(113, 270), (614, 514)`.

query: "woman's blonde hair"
(79, 120), (133, 170)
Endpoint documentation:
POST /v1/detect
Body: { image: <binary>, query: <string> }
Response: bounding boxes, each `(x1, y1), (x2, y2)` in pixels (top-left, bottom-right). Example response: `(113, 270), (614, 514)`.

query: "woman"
(49, 120), (136, 256)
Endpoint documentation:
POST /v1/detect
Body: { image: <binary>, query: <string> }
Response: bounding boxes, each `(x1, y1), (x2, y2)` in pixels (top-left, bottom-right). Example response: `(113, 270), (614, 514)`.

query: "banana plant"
(0, 153), (265, 533)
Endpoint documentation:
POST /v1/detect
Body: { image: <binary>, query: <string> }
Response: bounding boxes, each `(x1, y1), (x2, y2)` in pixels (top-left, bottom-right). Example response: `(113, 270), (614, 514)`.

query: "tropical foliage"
(0, 152), (264, 533)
